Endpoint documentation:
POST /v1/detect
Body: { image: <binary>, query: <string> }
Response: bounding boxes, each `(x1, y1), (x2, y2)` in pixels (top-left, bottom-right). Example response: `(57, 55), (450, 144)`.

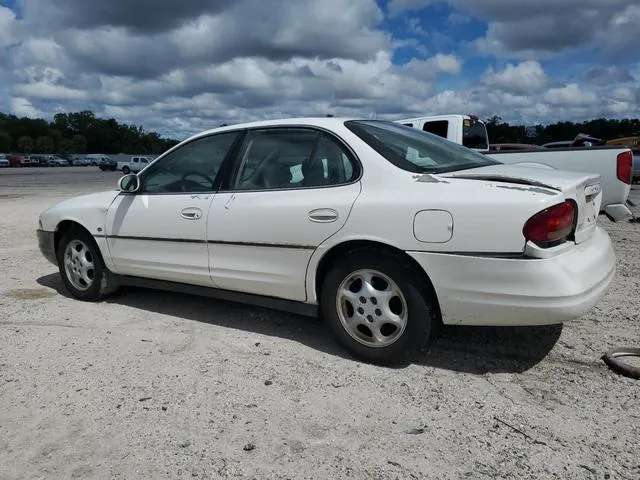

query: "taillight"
(523, 200), (576, 247)
(617, 151), (632, 185)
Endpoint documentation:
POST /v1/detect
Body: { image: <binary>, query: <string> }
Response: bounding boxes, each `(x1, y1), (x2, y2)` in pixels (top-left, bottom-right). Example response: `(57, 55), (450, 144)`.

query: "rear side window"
(423, 120), (448, 138)
(463, 119), (489, 150)
(345, 120), (500, 174)
(230, 129), (358, 191)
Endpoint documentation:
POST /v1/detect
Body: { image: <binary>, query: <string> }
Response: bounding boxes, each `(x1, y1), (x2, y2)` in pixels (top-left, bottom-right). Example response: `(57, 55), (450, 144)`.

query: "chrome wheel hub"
(336, 269), (408, 348)
(63, 240), (95, 291)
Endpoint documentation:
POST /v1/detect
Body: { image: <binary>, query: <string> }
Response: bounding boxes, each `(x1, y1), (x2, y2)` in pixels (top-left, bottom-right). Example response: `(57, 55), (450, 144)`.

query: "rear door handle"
(180, 207), (203, 220)
(308, 208), (338, 223)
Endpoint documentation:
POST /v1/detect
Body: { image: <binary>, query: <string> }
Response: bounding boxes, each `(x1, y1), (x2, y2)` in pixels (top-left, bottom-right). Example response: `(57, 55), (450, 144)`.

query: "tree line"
(485, 115), (640, 145)
(0, 111), (179, 156)
(2, 110), (640, 156)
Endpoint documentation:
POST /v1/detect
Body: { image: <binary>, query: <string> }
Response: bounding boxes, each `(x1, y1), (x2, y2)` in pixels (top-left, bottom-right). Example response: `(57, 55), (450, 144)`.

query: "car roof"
(188, 117), (362, 141)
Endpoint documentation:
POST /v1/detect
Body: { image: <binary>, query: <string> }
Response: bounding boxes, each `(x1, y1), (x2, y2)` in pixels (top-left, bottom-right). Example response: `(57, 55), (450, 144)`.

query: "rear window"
(422, 120), (449, 138)
(462, 118), (489, 150)
(344, 120), (500, 174)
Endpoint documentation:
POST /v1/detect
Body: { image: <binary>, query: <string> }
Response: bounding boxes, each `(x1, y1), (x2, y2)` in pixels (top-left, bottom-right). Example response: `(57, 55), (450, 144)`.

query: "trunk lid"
(439, 164), (602, 244)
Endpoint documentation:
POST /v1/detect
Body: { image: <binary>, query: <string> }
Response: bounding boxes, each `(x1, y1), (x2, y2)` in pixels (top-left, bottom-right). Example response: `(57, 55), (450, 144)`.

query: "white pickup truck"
(397, 114), (634, 221)
(116, 156), (152, 174)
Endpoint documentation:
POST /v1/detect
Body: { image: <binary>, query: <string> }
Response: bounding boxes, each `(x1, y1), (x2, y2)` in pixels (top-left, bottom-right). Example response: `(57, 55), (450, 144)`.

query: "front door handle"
(180, 207), (203, 220)
(308, 208), (338, 223)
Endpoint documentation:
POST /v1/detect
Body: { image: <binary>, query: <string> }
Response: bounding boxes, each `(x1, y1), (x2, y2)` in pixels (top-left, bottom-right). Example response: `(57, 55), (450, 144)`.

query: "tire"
(320, 249), (440, 365)
(57, 227), (120, 301)
(122, 166), (130, 174)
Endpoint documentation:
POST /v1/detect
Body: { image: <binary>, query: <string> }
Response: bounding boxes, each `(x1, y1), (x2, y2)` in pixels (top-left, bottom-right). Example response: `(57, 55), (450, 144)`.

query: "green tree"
(0, 131), (12, 151)
(17, 135), (34, 153)
(70, 134), (87, 154)
(58, 138), (72, 155)
(36, 136), (55, 153)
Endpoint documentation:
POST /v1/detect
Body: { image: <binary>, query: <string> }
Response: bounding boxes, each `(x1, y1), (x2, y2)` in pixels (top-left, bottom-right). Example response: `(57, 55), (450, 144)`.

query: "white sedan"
(37, 118), (616, 364)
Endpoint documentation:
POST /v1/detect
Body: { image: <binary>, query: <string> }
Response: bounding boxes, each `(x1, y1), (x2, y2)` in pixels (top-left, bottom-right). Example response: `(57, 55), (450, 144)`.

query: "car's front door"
(105, 131), (241, 286)
(207, 127), (362, 301)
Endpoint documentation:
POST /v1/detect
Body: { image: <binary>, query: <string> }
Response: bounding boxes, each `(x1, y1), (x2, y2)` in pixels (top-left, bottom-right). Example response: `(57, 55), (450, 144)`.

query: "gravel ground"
(1, 167), (639, 480)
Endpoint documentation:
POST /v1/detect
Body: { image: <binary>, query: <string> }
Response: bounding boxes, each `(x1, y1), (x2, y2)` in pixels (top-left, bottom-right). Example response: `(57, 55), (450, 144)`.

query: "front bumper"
(37, 229), (58, 266)
(407, 226), (616, 326)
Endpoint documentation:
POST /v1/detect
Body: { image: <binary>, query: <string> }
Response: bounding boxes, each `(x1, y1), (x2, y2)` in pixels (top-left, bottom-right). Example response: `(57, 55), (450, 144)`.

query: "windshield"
(344, 120), (500, 174)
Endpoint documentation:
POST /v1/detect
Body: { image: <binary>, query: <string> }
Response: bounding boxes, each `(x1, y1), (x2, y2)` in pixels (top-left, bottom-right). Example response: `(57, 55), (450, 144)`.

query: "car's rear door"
(207, 126), (361, 301)
(105, 131), (241, 286)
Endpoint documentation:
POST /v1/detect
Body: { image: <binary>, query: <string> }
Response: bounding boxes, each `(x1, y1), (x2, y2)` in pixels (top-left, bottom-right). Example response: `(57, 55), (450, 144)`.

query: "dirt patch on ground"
(5, 288), (57, 300)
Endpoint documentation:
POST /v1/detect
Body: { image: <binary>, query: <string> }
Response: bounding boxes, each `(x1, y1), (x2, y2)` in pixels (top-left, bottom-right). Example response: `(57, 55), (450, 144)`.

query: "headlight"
(38, 217), (43, 230)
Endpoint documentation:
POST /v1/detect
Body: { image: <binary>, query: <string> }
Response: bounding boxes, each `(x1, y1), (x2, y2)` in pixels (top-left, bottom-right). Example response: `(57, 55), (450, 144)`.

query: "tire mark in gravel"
(0, 321), (86, 329)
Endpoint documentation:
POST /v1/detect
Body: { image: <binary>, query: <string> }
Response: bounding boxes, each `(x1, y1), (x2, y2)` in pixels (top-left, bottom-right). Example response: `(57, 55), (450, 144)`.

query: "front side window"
(230, 128), (358, 191)
(345, 120), (500, 174)
(140, 132), (239, 193)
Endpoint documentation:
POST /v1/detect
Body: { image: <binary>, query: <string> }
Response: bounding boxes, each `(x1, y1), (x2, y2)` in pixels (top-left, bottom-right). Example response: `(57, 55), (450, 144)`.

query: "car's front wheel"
(320, 249), (440, 365)
(57, 227), (120, 301)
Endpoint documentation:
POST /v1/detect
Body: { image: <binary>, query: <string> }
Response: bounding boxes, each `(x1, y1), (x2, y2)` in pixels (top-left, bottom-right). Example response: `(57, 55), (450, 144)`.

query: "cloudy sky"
(1, 0), (639, 139)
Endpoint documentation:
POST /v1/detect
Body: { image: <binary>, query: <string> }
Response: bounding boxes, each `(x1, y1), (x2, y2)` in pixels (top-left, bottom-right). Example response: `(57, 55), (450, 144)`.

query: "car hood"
(40, 190), (121, 232)
(47, 190), (121, 212)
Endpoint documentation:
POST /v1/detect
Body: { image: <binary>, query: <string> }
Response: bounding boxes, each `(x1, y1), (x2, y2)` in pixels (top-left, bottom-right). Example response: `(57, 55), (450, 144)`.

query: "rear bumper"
(407, 226), (616, 326)
(37, 229), (58, 266)
(604, 203), (633, 222)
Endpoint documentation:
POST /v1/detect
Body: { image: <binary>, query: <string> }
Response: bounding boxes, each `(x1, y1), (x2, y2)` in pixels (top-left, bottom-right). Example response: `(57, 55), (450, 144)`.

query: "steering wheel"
(180, 171), (214, 192)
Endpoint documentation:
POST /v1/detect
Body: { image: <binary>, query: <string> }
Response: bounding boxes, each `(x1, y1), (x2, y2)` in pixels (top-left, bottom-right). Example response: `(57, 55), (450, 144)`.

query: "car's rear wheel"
(320, 249), (440, 365)
(57, 227), (120, 301)
(122, 166), (130, 174)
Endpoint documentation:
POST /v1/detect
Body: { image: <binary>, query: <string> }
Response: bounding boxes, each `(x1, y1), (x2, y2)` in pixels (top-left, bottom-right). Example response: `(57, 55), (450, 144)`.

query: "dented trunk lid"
(439, 164), (602, 243)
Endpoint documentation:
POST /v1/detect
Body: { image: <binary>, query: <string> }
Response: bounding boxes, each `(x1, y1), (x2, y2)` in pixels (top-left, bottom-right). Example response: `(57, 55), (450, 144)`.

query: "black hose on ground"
(602, 348), (640, 380)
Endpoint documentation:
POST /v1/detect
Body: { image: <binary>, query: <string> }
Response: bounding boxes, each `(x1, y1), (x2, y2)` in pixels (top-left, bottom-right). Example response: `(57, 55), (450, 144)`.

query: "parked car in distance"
(397, 114), (634, 222)
(0, 154), (8, 167)
(6, 154), (23, 167)
(21, 155), (40, 167)
(36, 117), (617, 365)
(70, 156), (88, 166)
(84, 153), (109, 166)
(49, 155), (70, 167)
(99, 157), (117, 171)
(117, 156), (152, 174)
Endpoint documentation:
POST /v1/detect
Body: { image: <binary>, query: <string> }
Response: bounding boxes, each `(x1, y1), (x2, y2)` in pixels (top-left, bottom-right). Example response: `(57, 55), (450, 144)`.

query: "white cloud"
(0, 6), (17, 47)
(482, 61), (548, 94)
(0, 0), (638, 139)
(543, 84), (598, 107)
(10, 97), (44, 118)
(391, 0), (640, 58)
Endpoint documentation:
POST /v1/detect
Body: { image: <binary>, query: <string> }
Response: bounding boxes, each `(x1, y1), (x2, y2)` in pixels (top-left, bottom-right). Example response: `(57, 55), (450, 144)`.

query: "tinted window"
(423, 120), (448, 138)
(345, 120), (500, 174)
(231, 129), (357, 190)
(463, 119), (489, 149)
(141, 132), (239, 193)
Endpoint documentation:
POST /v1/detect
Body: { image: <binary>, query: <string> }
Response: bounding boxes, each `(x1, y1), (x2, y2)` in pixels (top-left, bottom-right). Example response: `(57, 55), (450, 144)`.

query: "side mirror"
(118, 174), (140, 193)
